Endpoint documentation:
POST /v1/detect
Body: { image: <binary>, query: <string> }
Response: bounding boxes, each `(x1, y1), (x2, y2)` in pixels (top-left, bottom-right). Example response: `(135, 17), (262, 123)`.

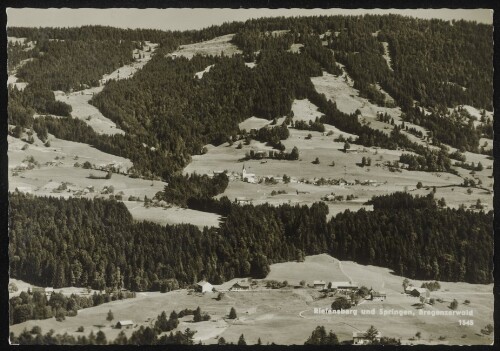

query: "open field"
(291, 98), (324, 123)
(266, 254), (350, 285)
(8, 134), (133, 172)
(171, 34), (242, 59)
(123, 201), (221, 229)
(381, 42), (393, 71)
(194, 64), (215, 79)
(311, 68), (402, 122)
(9, 279), (101, 299)
(11, 254), (493, 345)
(238, 116), (270, 131)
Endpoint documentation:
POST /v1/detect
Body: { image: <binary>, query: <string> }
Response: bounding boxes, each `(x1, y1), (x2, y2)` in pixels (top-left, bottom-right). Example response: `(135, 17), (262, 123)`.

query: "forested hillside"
(8, 15), (492, 177)
(16, 39), (135, 92)
(9, 192), (492, 291)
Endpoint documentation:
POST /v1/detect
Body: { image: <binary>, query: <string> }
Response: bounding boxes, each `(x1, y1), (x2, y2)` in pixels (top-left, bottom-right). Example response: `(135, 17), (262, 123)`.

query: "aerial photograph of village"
(6, 7), (494, 346)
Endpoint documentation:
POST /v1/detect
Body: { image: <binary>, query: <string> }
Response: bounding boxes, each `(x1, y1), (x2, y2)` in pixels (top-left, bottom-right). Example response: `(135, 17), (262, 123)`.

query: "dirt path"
(335, 258), (353, 283)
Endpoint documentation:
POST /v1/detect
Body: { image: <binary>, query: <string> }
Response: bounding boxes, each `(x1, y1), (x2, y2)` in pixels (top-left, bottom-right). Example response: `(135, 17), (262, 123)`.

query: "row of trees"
(10, 290), (135, 325)
(10, 326), (197, 345)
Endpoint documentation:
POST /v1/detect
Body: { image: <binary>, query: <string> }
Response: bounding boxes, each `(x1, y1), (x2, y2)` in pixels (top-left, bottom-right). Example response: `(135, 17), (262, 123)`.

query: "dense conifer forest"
(9, 192), (492, 292)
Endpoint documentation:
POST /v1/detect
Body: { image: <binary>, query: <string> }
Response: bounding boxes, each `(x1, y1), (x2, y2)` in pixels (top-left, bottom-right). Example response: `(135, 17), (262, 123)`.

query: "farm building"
(410, 287), (430, 299)
(230, 282), (250, 291)
(352, 331), (382, 345)
(195, 280), (214, 293)
(404, 285), (415, 294)
(116, 320), (134, 329)
(369, 290), (387, 301)
(328, 281), (359, 292)
(313, 280), (326, 290)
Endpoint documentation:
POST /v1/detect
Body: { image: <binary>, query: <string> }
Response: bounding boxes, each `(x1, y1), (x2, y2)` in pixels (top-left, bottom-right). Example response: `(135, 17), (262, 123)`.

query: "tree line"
(10, 290), (135, 325)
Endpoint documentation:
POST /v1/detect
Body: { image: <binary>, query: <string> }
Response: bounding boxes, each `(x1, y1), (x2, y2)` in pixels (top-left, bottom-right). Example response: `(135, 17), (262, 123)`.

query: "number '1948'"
(459, 320), (474, 326)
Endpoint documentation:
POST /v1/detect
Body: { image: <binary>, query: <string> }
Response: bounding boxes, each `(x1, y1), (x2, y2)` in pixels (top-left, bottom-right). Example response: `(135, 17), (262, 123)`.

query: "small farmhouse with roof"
(230, 281), (250, 291)
(195, 280), (214, 293)
(116, 320), (134, 329)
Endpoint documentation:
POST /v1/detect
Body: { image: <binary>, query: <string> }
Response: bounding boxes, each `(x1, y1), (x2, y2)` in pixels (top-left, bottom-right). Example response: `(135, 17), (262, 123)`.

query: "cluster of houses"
(212, 165), (286, 185)
(312, 281), (388, 302)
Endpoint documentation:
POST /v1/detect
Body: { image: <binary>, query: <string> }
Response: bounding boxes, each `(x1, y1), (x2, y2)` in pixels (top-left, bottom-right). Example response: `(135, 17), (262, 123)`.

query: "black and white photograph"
(5, 5), (495, 346)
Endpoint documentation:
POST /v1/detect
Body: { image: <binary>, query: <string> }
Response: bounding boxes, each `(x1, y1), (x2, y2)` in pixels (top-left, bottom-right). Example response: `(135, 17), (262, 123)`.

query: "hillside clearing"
(123, 201), (221, 229)
(171, 34), (242, 59)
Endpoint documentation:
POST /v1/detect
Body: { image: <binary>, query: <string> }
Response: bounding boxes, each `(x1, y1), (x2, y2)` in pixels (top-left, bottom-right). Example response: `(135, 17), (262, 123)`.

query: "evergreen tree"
(238, 334), (246, 345)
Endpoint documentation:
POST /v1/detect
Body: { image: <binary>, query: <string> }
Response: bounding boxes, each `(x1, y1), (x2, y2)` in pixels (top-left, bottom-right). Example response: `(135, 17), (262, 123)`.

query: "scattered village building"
(235, 197), (252, 205)
(352, 331), (382, 345)
(195, 280), (214, 293)
(369, 290), (387, 301)
(116, 320), (134, 329)
(241, 164), (256, 183)
(230, 281), (251, 291)
(313, 280), (327, 290)
(409, 287), (430, 301)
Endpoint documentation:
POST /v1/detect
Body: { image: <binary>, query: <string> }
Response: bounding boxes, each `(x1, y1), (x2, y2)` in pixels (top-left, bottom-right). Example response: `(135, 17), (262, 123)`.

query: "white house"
(195, 280), (214, 293)
(313, 280), (326, 290)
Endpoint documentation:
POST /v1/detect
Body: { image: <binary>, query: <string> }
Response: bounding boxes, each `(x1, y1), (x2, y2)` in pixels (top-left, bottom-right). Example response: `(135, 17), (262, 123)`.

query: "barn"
(195, 280), (214, 293)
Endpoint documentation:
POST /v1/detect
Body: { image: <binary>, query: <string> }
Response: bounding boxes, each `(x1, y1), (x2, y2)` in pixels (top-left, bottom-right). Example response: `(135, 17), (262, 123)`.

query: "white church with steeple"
(241, 164), (256, 183)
